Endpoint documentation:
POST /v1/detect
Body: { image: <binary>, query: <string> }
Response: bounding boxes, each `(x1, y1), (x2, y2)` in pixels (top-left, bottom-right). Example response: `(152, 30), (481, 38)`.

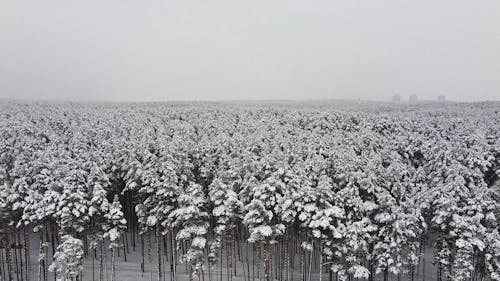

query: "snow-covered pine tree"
(351, 145), (424, 281)
(208, 176), (243, 279)
(104, 195), (127, 281)
(170, 182), (210, 281)
(49, 235), (85, 281)
(243, 176), (286, 281)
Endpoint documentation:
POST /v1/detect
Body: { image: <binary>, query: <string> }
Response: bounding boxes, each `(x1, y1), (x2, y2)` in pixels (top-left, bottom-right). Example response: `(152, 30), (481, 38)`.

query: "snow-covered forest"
(0, 101), (499, 281)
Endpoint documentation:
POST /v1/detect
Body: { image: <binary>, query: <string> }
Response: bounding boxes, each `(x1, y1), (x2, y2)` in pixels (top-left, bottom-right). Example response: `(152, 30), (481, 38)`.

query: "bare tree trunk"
(163, 236), (168, 281)
(17, 229), (24, 281)
(172, 230), (177, 281)
(300, 242), (304, 281)
(92, 247), (95, 281)
(252, 243), (255, 281)
(51, 223), (57, 257)
(245, 244), (253, 281)
(270, 242), (273, 281)
(220, 244), (223, 281)
(111, 247), (116, 281)
(104, 242), (108, 281)
(149, 232), (153, 281)
(14, 229), (20, 281)
(169, 231), (174, 281)
(1, 246), (7, 281)
(307, 239), (313, 281)
(227, 230), (233, 281)
(5, 230), (13, 281)
(410, 263), (415, 281)
(368, 260), (375, 281)
(141, 234), (145, 277)
(124, 231), (130, 257)
(99, 240), (104, 281)
(319, 242), (323, 281)
(122, 233), (128, 262)
(24, 226), (29, 281)
(422, 243), (426, 281)
(275, 241), (279, 281)
(37, 230), (45, 281)
(263, 241), (270, 281)
(479, 252), (486, 281)
(284, 236), (289, 281)
(447, 256), (453, 281)
(257, 244), (261, 281)
(43, 225), (49, 281)
(37, 240), (43, 281)
(246, 239), (250, 281)
(234, 230), (237, 278)
(157, 228), (162, 281)
(1, 246), (5, 281)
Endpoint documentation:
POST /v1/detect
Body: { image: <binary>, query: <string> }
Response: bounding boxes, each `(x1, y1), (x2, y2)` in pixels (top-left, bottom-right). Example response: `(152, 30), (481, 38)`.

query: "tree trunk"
(141, 234), (145, 277)
(422, 243), (425, 281)
(37, 230), (45, 281)
(92, 247), (95, 281)
(43, 225), (49, 281)
(99, 240), (104, 281)
(157, 228), (162, 281)
(368, 261), (375, 281)
(300, 243), (304, 281)
(307, 239), (313, 281)
(220, 244), (223, 281)
(149, 232), (153, 281)
(37, 241), (42, 281)
(14, 229), (20, 281)
(1, 245), (6, 281)
(257, 244), (261, 281)
(169, 231), (174, 281)
(319, 242), (323, 281)
(263, 241), (270, 281)
(410, 264), (415, 281)
(122, 233), (128, 262)
(111, 247), (116, 281)
(104, 241), (108, 281)
(252, 244), (255, 281)
(234, 230), (237, 278)
(284, 237), (290, 281)
(24, 226), (29, 281)
(246, 241), (250, 281)
(5, 230), (13, 281)
(227, 230), (233, 281)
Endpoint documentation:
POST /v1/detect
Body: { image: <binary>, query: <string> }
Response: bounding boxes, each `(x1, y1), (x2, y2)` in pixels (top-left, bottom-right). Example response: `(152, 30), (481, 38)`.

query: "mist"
(1, 0), (499, 102)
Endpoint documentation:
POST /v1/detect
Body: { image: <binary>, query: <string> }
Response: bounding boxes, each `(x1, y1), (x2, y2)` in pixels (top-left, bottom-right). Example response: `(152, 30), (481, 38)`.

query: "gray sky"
(1, 0), (499, 102)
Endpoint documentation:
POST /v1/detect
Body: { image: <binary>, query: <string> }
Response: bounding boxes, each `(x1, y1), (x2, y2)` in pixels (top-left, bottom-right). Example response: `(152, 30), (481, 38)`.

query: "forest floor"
(0, 231), (440, 281)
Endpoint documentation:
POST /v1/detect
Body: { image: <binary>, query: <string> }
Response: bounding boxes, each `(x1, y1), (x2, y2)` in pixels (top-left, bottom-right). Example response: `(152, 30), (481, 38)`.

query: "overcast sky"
(1, 0), (499, 102)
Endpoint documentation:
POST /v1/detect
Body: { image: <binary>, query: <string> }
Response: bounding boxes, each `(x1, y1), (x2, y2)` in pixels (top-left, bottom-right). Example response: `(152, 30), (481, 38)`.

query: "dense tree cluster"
(0, 101), (499, 281)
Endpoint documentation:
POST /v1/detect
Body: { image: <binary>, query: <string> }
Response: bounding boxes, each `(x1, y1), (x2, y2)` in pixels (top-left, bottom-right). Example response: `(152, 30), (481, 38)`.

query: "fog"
(1, 0), (499, 102)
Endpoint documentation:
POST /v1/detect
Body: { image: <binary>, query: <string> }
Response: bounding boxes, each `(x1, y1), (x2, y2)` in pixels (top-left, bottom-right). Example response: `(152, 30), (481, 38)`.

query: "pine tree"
(170, 182), (210, 281)
(49, 235), (84, 281)
(104, 195), (127, 281)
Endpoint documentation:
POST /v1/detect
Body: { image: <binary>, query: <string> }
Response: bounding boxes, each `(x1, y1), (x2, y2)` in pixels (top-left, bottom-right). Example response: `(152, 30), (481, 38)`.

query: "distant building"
(392, 94), (401, 102)
(438, 95), (446, 102)
(409, 95), (418, 102)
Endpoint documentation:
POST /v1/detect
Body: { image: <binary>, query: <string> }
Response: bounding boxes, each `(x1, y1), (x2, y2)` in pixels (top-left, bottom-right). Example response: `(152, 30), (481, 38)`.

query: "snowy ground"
(1, 232), (440, 281)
